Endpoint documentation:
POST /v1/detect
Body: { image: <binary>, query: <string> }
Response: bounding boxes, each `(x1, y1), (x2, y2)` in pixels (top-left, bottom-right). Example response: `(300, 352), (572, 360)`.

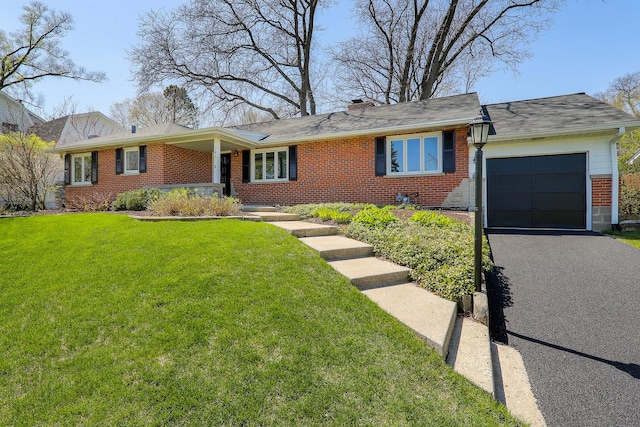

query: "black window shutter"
(442, 131), (455, 173)
(91, 151), (98, 184)
(242, 150), (250, 183)
(139, 145), (147, 173)
(64, 154), (71, 185)
(288, 145), (298, 181)
(374, 137), (386, 176)
(115, 148), (123, 175)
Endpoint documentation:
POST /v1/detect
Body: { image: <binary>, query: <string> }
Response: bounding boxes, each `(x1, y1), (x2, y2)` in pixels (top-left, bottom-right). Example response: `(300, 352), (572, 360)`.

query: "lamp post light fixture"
(469, 114), (492, 293)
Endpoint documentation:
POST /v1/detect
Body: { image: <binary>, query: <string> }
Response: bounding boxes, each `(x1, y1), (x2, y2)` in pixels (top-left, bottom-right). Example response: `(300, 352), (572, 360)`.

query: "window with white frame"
(124, 147), (140, 174)
(72, 153), (92, 185)
(388, 132), (442, 175)
(252, 148), (288, 182)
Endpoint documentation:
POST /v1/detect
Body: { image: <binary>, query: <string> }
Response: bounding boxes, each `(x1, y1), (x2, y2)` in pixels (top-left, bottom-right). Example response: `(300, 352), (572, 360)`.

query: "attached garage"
(479, 93), (640, 231)
(486, 153), (586, 229)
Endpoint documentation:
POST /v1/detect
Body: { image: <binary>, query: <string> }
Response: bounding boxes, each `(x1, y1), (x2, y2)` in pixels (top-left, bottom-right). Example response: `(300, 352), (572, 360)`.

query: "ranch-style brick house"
(53, 92), (640, 231)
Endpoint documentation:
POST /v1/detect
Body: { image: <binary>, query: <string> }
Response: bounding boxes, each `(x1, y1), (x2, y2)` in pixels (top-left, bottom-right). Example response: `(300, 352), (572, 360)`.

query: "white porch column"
(212, 137), (221, 184)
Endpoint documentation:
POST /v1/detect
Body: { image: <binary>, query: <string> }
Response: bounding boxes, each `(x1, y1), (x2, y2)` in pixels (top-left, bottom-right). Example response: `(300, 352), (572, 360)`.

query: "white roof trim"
(478, 122), (640, 144)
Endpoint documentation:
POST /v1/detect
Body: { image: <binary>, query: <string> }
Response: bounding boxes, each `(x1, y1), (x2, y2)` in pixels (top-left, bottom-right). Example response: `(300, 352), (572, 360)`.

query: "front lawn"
(603, 230), (640, 249)
(0, 214), (520, 425)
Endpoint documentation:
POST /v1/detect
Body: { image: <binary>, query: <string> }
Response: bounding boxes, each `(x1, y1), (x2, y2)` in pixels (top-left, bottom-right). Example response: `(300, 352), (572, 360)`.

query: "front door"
(220, 153), (232, 196)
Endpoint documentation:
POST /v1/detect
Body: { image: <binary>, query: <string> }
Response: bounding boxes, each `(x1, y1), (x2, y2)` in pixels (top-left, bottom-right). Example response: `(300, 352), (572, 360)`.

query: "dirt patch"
(439, 210), (474, 226)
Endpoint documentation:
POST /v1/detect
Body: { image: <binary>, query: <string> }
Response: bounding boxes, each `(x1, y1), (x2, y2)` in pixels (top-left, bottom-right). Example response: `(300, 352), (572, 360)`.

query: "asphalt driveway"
(486, 230), (640, 427)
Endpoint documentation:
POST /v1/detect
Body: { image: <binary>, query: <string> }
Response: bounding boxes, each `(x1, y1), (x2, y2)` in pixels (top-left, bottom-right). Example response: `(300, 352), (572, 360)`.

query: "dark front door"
(487, 153), (586, 229)
(220, 153), (232, 196)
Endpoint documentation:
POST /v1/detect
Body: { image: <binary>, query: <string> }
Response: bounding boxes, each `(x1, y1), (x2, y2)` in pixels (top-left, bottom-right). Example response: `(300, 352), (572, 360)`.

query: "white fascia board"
(52, 127), (259, 153)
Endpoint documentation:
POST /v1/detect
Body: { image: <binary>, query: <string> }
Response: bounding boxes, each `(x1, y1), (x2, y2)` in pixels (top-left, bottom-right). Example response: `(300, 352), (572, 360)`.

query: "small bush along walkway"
(0, 214), (520, 425)
(283, 204), (492, 303)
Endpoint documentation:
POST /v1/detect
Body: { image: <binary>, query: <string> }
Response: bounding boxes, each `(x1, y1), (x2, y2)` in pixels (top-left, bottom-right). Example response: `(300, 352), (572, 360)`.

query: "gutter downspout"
(611, 127), (625, 228)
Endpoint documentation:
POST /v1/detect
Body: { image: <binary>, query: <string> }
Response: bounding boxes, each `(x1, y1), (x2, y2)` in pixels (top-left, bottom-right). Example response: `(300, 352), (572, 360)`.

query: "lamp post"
(469, 114), (492, 293)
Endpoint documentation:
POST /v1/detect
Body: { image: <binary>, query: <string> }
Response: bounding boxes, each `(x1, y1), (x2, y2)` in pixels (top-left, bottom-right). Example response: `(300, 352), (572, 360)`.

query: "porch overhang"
(52, 126), (264, 154)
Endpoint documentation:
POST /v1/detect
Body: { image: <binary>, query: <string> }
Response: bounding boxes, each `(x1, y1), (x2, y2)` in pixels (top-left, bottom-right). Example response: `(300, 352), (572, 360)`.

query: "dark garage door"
(487, 153), (586, 229)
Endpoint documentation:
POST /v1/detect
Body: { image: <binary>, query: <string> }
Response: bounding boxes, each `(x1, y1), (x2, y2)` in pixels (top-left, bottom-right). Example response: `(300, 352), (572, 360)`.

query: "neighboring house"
(29, 111), (124, 147)
(0, 91), (44, 133)
(28, 112), (125, 208)
(52, 93), (640, 231)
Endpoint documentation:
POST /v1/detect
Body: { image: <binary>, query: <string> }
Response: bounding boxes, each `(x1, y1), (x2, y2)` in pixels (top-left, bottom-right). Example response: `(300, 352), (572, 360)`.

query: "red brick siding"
(164, 145), (212, 185)
(591, 177), (612, 207)
(232, 128), (469, 206)
(65, 143), (211, 204)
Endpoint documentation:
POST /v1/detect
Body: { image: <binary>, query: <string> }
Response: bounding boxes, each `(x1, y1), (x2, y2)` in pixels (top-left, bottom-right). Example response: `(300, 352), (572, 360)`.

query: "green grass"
(0, 214), (521, 426)
(603, 230), (640, 248)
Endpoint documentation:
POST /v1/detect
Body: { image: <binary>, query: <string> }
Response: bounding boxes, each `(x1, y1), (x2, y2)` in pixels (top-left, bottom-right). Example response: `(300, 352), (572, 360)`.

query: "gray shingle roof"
(53, 92), (640, 154)
(484, 93), (640, 140)
(58, 122), (193, 149)
(29, 116), (68, 143)
(234, 92), (482, 142)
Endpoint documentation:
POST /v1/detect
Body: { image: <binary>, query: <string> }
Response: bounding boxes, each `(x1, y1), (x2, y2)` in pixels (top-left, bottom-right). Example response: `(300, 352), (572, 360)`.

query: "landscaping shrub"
(409, 210), (453, 227)
(280, 202), (374, 219)
(111, 188), (163, 211)
(346, 215), (492, 302)
(312, 207), (338, 221)
(621, 173), (640, 220)
(351, 206), (399, 228)
(147, 189), (241, 216)
(309, 207), (354, 223)
(334, 212), (353, 224)
(66, 191), (114, 212)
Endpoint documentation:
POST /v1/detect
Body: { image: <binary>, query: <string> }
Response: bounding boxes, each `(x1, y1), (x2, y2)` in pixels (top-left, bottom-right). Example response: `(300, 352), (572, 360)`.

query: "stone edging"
(129, 215), (262, 222)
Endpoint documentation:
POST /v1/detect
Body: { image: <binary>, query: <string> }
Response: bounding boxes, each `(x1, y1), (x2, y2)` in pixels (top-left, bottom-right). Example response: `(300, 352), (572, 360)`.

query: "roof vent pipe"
(131, 125), (137, 134)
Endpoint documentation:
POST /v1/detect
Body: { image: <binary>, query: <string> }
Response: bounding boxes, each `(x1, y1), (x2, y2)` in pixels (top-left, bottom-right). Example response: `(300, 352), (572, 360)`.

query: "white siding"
(468, 134), (615, 178)
(59, 113), (124, 146)
(0, 93), (34, 132)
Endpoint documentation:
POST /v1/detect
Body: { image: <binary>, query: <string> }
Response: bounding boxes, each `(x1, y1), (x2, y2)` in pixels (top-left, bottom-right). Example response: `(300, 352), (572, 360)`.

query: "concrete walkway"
(246, 206), (544, 425)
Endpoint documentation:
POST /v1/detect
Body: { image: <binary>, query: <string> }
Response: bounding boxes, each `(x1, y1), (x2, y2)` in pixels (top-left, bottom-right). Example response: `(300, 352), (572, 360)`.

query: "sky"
(2, 0), (640, 121)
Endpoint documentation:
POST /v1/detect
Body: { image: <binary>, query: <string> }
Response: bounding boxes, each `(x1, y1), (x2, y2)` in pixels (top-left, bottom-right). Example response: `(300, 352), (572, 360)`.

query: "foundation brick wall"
(65, 143), (211, 206)
(591, 177), (612, 206)
(232, 128), (469, 207)
(591, 176), (614, 231)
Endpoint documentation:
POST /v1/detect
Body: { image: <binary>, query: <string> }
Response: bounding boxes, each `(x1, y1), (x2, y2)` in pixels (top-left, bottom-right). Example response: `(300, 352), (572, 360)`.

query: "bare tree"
(0, 132), (61, 210)
(0, 1), (106, 102)
(595, 71), (640, 175)
(130, 0), (323, 122)
(110, 86), (199, 128)
(331, 0), (559, 104)
(595, 71), (640, 118)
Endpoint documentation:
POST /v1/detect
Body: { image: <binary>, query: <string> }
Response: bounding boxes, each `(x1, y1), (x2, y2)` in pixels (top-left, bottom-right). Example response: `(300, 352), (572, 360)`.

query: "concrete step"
(492, 343), (547, 426)
(362, 283), (457, 358)
(300, 235), (374, 260)
(446, 317), (494, 396)
(328, 257), (410, 290)
(249, 211), (300, 222)
(242, 205), (277, 212)
(270, 221), (339, 237)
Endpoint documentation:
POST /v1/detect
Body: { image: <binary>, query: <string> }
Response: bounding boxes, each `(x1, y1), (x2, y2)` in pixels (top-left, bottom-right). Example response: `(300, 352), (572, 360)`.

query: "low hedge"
(112, 188), (162, 211)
